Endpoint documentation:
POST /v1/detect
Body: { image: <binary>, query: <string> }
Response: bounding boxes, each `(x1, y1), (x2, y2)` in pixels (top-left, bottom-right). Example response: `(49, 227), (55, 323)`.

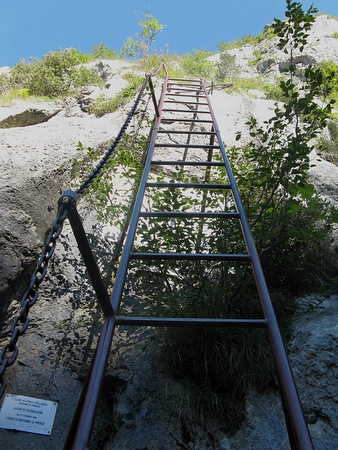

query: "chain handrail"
(0, 201), (68, 397)
(0, 59), (167, 397)
(77, 75), (149, 195)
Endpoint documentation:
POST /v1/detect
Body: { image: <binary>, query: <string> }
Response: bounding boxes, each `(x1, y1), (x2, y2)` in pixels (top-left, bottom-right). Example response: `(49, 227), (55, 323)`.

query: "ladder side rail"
(110, 75), (169, 314)
(201, 80), (313, 450)
(69, 317), (116, 450)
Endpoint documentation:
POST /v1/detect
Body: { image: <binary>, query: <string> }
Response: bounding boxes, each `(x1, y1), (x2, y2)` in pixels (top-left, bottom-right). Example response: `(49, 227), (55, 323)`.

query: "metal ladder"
(67, 77), (313, 449)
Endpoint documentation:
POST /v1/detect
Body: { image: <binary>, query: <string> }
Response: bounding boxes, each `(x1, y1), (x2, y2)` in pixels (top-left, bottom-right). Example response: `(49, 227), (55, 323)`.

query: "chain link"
(0, 67), (160, 397)
(77, 75), (150, 196)
(0, 202), (68, 397)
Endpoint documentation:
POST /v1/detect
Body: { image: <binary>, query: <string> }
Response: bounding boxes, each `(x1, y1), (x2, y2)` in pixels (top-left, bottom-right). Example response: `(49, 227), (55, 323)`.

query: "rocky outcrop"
(289, 296), (338, 450)
(256, 56), (277, 74)
(0, 207), (40, 294)
(309, 153), (338, 206)
(260, 15), (338, 77)
(0, 66), (131, 296)
(211, 15), (338, 81)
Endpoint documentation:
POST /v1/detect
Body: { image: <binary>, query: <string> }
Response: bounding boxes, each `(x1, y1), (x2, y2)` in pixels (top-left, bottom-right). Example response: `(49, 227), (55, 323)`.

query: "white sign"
(0, 394), (58, 435)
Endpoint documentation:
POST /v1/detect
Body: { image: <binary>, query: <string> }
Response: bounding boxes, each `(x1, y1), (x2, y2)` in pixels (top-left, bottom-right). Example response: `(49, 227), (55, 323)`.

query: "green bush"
(67, 48), (94, 63)
(249, 49), (263, 66)
(263, 78), (286, 100)
(89, 94), (121, 117)
(9, 49), (102, 98)
(91, 43), (118, 60)
(71, 132), (146, 228)
(181, 50), (215, 79)
(215, 51), (240, 83)
(317, 61), (338, 107)
(0, 73), (10, 94)
(218, 35), (258, 52)
(136, 53), (163, 73)
(233, 77), (263, 92)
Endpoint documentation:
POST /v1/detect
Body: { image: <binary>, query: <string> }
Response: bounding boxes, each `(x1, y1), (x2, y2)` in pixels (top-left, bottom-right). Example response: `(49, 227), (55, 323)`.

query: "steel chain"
(0, 202), (68, 397)
(0, 68), (158, 397)
(77, 75), (150, 196)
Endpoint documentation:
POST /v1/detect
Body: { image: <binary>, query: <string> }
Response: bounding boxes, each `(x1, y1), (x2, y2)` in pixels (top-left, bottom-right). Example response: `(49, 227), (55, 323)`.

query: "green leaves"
(9, 49), (103, 98)
(227, 1), (337, 292)
(215, 51), (240, 84)
(91, 43), (118, 60)
(181, 50), (215, 79)
(72, 132), (147, 231)
(271, 0), (317, 53)
(121, 14), (165, 60)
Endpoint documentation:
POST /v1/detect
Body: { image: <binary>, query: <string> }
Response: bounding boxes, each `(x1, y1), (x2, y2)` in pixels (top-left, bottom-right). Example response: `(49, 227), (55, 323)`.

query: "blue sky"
(1, 0), (338, 67)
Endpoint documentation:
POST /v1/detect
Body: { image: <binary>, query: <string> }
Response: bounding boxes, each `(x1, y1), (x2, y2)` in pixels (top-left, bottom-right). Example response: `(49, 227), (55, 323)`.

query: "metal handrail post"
(147, 75), (160, 118)
(201, 80), (313, 450)
(147, 60), (168, 118)
(60, 191), (113, 317)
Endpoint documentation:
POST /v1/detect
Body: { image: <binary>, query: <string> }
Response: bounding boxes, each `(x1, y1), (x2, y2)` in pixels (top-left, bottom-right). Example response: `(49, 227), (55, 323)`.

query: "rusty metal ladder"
(66, 77), (313, 449)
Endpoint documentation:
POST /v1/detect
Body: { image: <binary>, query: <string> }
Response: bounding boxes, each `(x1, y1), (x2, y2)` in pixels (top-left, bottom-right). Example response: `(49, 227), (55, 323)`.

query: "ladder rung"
(166, 94), (206, 99)
(115, 316), (267, 328)
(146, 182), (232, 189)
(154, 143), (220, 149)
(169, 78), (200, 82)
(129, 252), (251, 261)
(157, 130), (216, 135)
(168, 83), (201, 86)
(168, 82), (201, 87)
(161, 119), (213, 124)
(164, 100), (209, 106)
(139, 212), (240, 219)
(163, 109), (210, 114)
(167, 88), (203, 93)
(168, 78), (202, 86)
(151, 160), (224, 167)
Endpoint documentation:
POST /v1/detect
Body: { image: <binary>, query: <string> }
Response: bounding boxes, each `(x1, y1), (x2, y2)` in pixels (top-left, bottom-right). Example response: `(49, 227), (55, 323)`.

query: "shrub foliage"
(3, 49), (103, 98)
(180, 50), (215, 79)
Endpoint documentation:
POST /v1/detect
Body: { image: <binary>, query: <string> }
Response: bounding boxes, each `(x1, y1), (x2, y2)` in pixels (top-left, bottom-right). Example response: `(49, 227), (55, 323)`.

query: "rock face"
(289, 296), (338, 450)
(0, 207), (40, 294)
(0, 16), (337, 450)
(309, 153), (338, 206)
(258, 15), (338, 78)
(210, 14), (338, 81)
(0, 61), (133, 302)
